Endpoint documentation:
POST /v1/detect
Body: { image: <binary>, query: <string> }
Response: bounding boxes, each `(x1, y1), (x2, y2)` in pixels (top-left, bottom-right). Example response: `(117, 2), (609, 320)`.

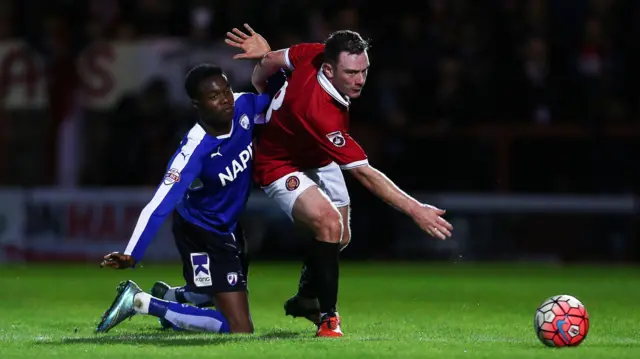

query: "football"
(534, 294), (590, 347)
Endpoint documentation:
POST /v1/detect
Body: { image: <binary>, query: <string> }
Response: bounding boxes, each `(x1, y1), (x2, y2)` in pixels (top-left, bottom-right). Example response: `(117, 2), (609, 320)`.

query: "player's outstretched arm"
(250, 50), (288, 93)
(224, 24), (283, 93)
(298, 106), (451, 239)
(101, 172), (197, 269)
(348, 165), (453, 240)
(100, 140), (205, 269)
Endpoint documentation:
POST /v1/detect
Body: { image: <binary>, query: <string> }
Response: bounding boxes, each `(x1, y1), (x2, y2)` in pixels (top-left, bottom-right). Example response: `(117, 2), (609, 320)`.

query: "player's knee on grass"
(293, 187), (343, 244)
(214, 291), (254, 333)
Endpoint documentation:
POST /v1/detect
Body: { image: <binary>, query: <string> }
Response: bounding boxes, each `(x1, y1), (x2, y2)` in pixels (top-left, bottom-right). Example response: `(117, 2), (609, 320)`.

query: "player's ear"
(191, 99), (199, 109)
(322, 63), (334, 80)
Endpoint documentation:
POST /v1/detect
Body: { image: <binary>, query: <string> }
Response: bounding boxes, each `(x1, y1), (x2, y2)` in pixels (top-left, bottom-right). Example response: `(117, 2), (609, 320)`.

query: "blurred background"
(0, 0), (637, 265)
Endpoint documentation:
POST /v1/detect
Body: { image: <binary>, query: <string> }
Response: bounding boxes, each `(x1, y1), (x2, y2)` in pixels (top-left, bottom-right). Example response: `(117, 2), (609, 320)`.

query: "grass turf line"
(0, 262), (639, 358)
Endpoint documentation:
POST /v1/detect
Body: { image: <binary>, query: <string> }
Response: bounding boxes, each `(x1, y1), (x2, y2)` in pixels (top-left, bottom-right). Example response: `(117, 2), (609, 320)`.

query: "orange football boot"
(316, 313), (343, 337)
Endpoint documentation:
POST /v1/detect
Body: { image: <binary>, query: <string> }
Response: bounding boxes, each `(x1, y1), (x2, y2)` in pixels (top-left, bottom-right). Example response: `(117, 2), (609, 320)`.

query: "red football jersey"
(254, 43), (369, 186)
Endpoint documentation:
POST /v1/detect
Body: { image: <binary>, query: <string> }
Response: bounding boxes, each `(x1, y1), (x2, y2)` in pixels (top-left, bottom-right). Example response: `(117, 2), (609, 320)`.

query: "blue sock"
(148, 297), (230, 333)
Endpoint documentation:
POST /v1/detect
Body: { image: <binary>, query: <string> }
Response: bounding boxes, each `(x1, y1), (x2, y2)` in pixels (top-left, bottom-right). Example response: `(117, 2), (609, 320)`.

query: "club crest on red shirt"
(326, 131), (346, 147)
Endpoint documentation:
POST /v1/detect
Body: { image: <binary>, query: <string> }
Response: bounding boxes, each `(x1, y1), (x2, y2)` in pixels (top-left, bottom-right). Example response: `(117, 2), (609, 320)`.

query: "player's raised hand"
(225, 23), (271, 60)
(411, 204), (453, 240)
(100, 252), (135, 269)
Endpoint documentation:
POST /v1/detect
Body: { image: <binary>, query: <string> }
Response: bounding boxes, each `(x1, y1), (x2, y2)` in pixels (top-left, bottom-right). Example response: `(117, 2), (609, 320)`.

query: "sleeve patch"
(326, 131), (346, 147)
(163, 168), (181, 185)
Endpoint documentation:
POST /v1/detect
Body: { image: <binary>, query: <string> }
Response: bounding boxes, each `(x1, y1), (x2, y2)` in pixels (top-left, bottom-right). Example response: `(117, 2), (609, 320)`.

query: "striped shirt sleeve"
(124, 133), (206, 263)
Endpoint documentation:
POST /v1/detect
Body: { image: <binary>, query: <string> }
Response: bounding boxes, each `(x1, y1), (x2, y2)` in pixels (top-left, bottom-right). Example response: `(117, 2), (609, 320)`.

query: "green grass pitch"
(0, 262), (639, 358)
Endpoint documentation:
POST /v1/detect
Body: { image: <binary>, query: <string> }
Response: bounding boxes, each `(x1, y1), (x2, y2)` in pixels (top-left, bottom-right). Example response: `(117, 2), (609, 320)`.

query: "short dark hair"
(184, 64), (225, 99)
(323, 30), (370, 64)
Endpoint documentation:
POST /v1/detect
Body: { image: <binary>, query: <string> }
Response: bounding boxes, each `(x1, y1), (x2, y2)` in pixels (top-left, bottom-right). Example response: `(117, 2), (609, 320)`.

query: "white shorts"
(263, 162), (350, 220)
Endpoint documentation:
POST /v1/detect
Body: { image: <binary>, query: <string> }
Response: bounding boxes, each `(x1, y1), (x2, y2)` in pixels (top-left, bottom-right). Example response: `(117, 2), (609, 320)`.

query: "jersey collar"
(195, 121), (233, 139)
(317, 68), (350, 108)
(215, 120), (233, 139)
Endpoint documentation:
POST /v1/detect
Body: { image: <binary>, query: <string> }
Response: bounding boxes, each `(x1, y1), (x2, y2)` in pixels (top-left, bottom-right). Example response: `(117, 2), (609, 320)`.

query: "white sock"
(133, 292), (151, 314)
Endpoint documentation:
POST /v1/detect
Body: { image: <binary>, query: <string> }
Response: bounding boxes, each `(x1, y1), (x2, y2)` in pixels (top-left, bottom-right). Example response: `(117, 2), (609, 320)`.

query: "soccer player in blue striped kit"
(96, 59), (285, 334)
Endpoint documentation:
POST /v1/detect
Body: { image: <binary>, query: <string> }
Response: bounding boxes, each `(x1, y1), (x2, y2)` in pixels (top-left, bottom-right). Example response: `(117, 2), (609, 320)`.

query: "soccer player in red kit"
(226, 24), (453, 337)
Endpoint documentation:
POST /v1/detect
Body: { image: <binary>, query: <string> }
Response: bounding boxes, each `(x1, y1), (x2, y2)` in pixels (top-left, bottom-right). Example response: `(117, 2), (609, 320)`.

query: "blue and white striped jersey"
(124, 92), (271, 262)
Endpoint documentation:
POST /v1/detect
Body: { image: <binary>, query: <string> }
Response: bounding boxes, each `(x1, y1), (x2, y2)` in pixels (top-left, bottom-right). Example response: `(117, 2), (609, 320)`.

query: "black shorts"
(172, 211), (248, 295)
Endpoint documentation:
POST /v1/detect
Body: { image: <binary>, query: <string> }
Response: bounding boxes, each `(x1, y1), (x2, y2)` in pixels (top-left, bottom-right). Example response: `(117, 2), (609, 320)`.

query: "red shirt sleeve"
(301, 105), (368, 169)
(284, 43), (325, 70)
